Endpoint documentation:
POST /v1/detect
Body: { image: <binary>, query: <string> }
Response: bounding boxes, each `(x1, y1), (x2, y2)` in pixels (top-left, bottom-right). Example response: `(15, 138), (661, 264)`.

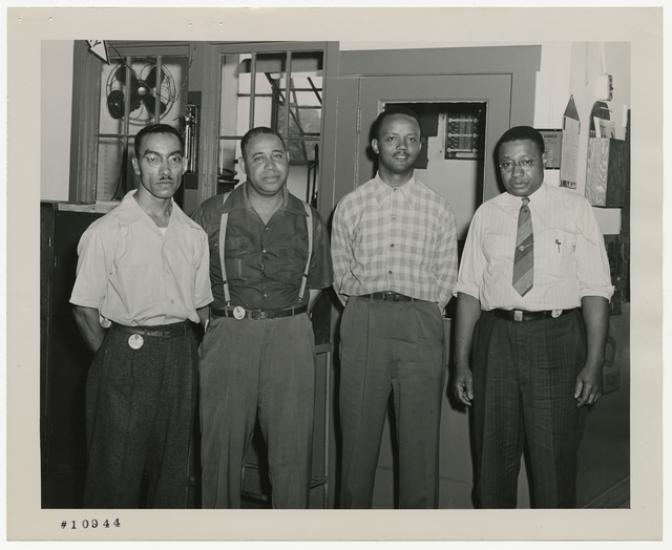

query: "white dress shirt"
(455, 183), (614, 311)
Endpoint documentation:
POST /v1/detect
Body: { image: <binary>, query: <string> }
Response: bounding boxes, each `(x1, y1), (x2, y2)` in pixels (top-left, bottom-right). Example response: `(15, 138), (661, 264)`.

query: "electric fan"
(105, 62), (177, 125)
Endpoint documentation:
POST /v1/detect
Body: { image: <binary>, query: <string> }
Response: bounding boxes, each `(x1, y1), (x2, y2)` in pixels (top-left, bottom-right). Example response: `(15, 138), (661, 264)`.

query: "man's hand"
(452, 366), (474, 406)
(72, 305), (106, 352)
(575, 295), (609, 407)
(574, 364), (602, 407)
(452, 293), (481, 407)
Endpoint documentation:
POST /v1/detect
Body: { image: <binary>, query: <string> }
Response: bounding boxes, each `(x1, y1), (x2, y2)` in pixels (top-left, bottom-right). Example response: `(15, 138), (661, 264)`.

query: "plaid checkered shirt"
(331, 174), (458, 309)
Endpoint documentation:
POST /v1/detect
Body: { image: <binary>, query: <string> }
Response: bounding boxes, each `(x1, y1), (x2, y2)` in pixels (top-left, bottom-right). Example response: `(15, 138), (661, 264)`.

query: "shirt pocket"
(273, 241), (307, 285)
(537, 227), (577, 275)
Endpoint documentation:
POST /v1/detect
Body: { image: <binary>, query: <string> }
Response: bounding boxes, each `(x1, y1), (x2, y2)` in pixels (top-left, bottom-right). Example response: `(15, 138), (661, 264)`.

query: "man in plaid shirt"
(331, 106), (458, 508)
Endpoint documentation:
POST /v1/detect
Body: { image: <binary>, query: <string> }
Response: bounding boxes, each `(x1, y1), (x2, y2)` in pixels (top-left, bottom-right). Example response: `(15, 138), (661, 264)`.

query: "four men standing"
(71, 118), (612, 509)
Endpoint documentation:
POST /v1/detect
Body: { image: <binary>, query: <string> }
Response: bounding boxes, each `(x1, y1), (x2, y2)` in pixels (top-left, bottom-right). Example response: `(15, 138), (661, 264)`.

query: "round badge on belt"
(233, 306), (246, 320)
(551, 309), (562, 318)
(128, 333), (144, 350)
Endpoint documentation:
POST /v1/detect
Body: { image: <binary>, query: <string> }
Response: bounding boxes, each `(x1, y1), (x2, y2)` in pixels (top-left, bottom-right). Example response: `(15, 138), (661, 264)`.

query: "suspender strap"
(218, 192), (232, 306)
(298, 201), (313, 302)
(217, 194), (314, 306)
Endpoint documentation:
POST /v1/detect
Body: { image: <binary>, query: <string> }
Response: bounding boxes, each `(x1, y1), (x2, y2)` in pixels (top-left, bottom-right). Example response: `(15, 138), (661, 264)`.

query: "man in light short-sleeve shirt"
(70, 123), (212, 508)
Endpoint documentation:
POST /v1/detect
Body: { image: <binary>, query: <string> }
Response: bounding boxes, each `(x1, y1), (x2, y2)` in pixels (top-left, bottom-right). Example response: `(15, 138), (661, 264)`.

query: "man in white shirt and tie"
(452, 126), (613, 508)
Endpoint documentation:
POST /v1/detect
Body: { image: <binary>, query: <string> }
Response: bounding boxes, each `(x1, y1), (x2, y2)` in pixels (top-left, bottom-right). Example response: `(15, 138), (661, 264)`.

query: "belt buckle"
(513, 310), (523, 322)
(232, 306), (246, 320)
(128, 333), (144, 350)
(551, 309), (562, 319)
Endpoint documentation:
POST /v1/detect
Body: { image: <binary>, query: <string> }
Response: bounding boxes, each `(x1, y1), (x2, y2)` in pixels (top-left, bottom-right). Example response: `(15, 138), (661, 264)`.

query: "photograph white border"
(5, 4), (664, 542)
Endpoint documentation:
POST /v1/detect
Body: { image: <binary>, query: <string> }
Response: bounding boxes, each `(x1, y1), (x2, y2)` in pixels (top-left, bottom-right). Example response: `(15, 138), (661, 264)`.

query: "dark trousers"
(471, 309), (588, 508)
(199, 314), (315, 508)
(83, 322), (198, 508)
(339, 297), (445, 508)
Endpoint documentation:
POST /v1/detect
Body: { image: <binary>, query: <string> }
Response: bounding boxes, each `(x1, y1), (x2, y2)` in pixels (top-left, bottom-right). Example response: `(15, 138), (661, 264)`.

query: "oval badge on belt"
(233, 306), (246, 320)
(128, 333), (144, 350)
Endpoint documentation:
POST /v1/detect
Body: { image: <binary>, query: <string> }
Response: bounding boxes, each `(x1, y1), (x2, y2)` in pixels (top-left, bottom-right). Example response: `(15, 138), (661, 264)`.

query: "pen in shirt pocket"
(555, 238), (561, 253)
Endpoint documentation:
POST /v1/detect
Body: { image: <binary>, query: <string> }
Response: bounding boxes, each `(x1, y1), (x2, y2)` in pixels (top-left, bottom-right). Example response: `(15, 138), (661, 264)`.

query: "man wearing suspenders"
(192, 127), (333, 508)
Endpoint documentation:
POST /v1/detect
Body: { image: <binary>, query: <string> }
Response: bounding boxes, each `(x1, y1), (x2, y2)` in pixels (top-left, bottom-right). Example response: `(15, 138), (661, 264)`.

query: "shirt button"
(262, 249), (267, 254)
(390, 243), (395, 248)
(388, 270), (393, 275)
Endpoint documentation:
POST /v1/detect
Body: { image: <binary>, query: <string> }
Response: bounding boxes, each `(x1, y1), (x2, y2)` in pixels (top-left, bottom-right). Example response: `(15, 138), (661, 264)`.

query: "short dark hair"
(495, 126), (545, 158)
(240, 126), (287, 158)
(134, 123), (184, 157)
(372, 106), (422, 141)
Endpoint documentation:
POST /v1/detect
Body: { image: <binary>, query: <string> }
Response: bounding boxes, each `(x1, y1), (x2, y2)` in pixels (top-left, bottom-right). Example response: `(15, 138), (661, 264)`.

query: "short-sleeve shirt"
(455, 183), (614, 311)
(191, 183), (333, 310)
(70, 190), (213, 326)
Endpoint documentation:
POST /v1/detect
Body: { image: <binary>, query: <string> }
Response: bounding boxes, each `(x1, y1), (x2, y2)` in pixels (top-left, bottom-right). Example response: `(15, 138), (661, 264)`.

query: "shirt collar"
(502, 182), (547, 207)
(372, 172), (417, 202)
(224, 182), (306, 216)
(117, 189), (186, 229)
(116, 190), (147, 225)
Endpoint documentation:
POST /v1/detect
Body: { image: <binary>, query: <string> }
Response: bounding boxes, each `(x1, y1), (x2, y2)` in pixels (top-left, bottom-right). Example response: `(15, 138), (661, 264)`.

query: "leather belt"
(212, 304), (308, 320)
(492, 308), (577, 322)
(359, 291), (416, 302)
(111, 321), (189, 338)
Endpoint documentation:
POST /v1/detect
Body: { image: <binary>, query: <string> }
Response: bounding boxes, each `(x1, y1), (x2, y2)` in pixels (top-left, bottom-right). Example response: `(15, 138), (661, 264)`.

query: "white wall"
(41, 40), (73, 201)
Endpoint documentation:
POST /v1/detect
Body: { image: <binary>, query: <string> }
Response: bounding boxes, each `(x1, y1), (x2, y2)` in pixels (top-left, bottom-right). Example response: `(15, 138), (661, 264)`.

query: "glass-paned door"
(216, 47), (325, 204)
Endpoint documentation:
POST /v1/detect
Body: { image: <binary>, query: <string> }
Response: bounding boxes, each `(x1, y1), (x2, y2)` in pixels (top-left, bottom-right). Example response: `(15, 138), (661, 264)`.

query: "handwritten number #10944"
(61, 518), (121, 529)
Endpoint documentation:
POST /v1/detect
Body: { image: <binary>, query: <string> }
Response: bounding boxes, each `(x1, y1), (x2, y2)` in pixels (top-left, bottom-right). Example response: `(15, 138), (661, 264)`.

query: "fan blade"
(106, 89), (126, 119)
(142, 94), (168, 118)
(112, 64), (126, 85)
(115, 66), (141, 107)
(115, 64), (138, 87)
(144, 66), (164, 89)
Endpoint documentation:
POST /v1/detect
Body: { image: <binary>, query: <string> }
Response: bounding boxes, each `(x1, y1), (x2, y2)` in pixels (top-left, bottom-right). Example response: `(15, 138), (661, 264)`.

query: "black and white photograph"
(4, 3), (665, 543)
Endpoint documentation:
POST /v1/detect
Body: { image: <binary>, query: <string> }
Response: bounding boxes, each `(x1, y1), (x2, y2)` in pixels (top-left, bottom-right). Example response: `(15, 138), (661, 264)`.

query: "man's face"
(243, 133), (289, 197)
(497, 138), (545, 197)
(132, 132), (186, 200)
(371, 114), (422, 176)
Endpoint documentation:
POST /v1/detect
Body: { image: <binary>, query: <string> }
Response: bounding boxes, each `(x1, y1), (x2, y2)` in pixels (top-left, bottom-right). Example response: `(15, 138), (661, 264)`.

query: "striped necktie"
(512, 197), (533, 296)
